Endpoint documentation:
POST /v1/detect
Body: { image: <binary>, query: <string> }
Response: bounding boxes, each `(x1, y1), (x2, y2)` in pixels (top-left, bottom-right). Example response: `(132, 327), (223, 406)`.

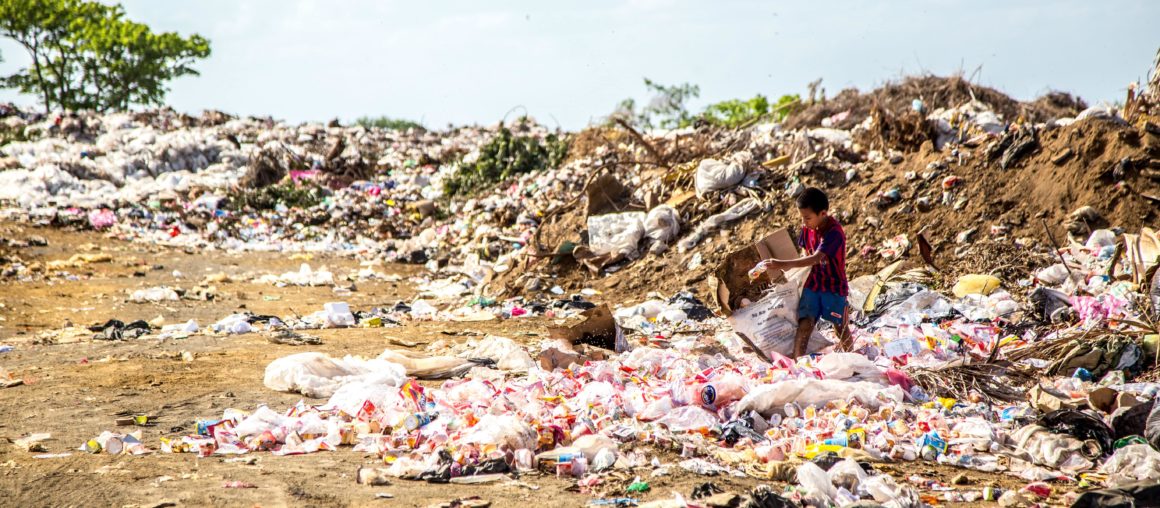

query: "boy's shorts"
(798, 288), (848, 326)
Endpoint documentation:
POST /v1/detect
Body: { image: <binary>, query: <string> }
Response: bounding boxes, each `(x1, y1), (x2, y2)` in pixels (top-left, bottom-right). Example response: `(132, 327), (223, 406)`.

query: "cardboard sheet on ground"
(1122, 228), (1159, 285)
(715, 228), (831, 361)
(547, 304), (628, 353)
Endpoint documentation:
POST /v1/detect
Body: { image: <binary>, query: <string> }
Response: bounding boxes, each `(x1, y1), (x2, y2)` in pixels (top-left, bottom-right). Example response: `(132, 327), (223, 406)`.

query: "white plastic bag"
(677, 198), (760, 252)
(262, 352), (406, 398)
(694, 158), (746, 198)
(211, 313), (253, 334)
(130, 286), (179, 303)
(1086, 229), (1116, 249)
(728, 266), (831, 358)
(644, 205), (680, 253)
(458, 335), (535, 372)
(587, 212), (646, 257)
(1011, 424), (1095, 474)
(862, 474), (916, 505)
(1099, 444), (1160, 483)
(736, 378), (905, 417)
(796, 462), (837, 504)
(654, 405), (721, 432)
(827, 458), (868, 492)
(232, 406), (287, 438)
(815, 352), (887, 383)
(461, 413), (537, 451)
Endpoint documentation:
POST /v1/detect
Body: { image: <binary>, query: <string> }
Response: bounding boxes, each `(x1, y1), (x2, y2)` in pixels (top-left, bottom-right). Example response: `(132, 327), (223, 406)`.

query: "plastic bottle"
(404, 412), (437, 432)
(784, 403), (801, 418)
(689, 376), (746, 408)
(824, 432), (849, 447)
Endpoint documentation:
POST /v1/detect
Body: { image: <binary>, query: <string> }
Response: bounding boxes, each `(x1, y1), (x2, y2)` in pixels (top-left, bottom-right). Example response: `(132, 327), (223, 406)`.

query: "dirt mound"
(826, 117), (1159, 282)
(784, 75), (1082, 131)
(1025, 91), (1089, 121)
(503, 116), (1160, 307)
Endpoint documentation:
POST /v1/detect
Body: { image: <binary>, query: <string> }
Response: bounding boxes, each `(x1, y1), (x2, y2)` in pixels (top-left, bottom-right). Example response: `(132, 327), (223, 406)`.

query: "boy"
(754, 187), (850, 357)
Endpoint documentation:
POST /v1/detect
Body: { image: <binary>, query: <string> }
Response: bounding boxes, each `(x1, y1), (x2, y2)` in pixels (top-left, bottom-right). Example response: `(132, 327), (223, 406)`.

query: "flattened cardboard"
(547, 304), (626, 352)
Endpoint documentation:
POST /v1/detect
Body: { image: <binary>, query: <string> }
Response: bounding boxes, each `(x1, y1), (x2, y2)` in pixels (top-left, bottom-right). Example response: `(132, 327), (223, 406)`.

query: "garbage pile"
(2, 75), (1158, 301)
(62, 222), (1160, 506)
(4, 69), (1160, 506)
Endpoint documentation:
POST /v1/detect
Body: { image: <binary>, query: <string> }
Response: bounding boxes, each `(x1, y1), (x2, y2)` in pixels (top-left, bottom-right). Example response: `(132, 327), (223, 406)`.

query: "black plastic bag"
(1039, 409), (1114, 456)
(1071, 480), (1160, 508)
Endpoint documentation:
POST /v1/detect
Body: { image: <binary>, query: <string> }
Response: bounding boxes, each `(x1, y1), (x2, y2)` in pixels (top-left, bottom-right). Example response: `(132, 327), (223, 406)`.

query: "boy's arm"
(761, 227), (842, 272)
(762, 251), (825, 270)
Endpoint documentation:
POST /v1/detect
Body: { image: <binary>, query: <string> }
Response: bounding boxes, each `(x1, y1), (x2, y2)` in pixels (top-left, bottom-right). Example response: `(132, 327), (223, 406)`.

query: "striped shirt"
(798, 216), (849, 296)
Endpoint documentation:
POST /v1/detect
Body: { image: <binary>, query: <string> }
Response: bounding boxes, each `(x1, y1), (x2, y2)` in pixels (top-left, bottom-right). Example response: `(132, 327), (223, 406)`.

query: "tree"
(699, 93), (802, 127)
(0, 0), (210, 112)
(354, 116), (425, 131)
(609, 78), (700, 130)
(640, 78), (700, 129)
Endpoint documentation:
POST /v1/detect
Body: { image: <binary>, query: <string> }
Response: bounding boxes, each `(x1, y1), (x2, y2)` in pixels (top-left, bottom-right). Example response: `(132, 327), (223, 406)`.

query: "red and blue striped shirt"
(798, 217), (849, 296)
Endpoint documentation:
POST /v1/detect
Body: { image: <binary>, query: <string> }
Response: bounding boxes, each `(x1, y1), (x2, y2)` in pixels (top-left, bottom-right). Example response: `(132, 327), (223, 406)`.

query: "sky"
(1, 0), (1157, 129)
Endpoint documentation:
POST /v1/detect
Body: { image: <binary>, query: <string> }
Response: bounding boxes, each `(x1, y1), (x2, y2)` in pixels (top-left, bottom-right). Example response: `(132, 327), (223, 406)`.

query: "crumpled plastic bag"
(130, 286), (179, 303)
(587, 212), (646, 257)
(862, 474), (921, 506)
(232, 406), (288, 439)
(1099, 444), (1160, 484)
(461, 413), (537, 451)
(694, 158), (746, 198)
(457, 335), (535, 372)
(325, 378), (408, 418)
(263, 352), (407, 398)
(1011, 423), (1095, 474)
(654, 405), (721, 432)
(678, 197), (761, 252)
(827, 457), (868, 492)
(796, 462), (837, 504)
(952, 274), (1001, 298)
(644, 205), (680, 253)
(815, 353), (887, 383)
(735, 378), (905, 418)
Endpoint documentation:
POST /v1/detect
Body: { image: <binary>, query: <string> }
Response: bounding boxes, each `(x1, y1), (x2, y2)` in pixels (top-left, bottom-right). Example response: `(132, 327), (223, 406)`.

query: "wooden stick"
(1041, 218), (1075, 280)
(614, 118), (664, 165)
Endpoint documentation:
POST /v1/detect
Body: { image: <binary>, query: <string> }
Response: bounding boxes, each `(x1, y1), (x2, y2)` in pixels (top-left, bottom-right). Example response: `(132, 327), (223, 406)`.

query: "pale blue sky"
(1, 1), (1157, 129)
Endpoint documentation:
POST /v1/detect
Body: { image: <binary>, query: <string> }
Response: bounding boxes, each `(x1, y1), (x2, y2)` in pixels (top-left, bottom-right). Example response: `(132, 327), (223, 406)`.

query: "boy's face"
(798, 207), (827, 231)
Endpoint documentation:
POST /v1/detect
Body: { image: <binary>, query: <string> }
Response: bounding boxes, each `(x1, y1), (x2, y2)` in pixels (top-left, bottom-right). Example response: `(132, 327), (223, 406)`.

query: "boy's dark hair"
(796, 187), (829, 213)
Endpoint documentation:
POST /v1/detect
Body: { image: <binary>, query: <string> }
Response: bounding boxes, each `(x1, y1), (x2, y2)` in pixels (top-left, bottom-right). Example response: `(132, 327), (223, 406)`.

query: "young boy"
(754, 187), (850, 357)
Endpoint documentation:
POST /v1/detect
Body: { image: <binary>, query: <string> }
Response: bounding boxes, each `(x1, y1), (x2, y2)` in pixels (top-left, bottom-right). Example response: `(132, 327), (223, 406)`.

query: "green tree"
(354, 116), (425, 131)
(701, 95), (771, 128)
(641, 78), (700, 129)
(610, 78), (700, 129)
(699, 93), (802, 127)
(0, 0), (210, 112)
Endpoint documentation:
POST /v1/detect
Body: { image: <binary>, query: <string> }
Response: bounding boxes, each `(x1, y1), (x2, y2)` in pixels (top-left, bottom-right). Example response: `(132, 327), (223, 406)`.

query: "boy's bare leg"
(837, 309), (852, 352)
(793, 317), (815, 358)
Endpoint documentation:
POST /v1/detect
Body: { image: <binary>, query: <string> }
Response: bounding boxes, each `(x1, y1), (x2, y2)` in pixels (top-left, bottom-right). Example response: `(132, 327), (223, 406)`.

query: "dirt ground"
(1, 222), (1035, 508)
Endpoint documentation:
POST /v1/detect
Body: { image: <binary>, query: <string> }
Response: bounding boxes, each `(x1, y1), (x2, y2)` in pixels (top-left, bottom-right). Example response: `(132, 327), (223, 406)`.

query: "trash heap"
(3, 69), (1160, 506)
(69, 223), (1160, 507)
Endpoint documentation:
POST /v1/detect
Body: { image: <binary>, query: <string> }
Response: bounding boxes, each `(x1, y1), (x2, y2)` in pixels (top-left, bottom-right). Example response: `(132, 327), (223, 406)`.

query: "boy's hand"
(748, 260), (785, 280)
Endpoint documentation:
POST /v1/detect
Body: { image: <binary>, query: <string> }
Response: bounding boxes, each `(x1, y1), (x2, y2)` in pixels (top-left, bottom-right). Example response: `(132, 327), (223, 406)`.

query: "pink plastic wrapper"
(88, 209), (116, 229)
(290, 169), (320, 183)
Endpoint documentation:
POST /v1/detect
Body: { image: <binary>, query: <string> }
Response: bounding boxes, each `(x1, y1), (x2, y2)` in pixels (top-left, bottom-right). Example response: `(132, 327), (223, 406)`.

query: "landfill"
(2, 62), (1160, 507)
